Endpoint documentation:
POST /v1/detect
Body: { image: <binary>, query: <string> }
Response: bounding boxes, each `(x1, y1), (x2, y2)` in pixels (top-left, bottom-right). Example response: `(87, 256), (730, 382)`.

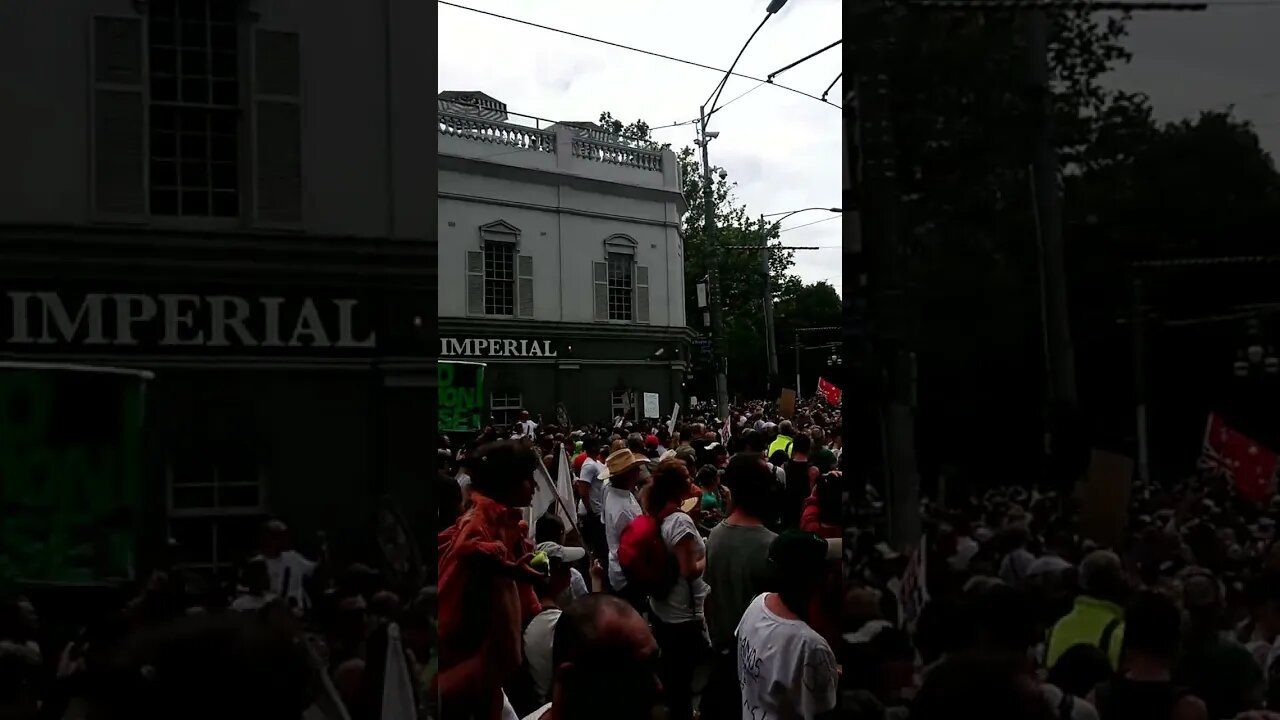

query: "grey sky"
(437, 0), (844, 292)
(1107, 3), (1280, 156)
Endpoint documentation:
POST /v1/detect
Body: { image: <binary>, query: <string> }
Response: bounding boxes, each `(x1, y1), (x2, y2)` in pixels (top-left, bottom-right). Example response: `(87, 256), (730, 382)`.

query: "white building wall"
(438, 113), (687, 330)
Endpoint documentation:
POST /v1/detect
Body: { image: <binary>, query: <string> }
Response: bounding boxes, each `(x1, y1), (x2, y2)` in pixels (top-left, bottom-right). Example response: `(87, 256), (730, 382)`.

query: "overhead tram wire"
(821, 73), (841, 102)
(780, 215), (843, 233)
(437, 0), (839, 109)
(707, 14), (773, 116)
(766, 40), (842, 82)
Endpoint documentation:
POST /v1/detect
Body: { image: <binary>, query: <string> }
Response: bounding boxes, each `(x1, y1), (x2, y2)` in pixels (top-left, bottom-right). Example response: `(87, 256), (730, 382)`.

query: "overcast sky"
(1107, 3), (1280, 156)
(437, 0), (844, 292)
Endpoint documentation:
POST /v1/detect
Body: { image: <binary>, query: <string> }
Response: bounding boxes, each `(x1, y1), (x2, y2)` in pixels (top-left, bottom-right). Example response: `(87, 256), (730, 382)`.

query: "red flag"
(1199, 413), (1278, 503)
(817, 377), (842, 407)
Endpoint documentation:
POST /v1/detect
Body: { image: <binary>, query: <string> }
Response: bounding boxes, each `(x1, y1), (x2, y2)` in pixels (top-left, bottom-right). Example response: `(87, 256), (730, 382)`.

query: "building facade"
(0, 0), (434, 581)
(438, 92), (692, 428)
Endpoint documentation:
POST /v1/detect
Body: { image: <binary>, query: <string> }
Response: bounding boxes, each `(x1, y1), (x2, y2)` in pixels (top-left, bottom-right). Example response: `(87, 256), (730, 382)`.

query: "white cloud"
(437, 0), (844, 291)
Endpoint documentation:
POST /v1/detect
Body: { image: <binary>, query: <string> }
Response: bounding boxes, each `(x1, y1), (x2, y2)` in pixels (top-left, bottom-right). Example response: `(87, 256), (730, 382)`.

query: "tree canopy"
(597, 111), (843, 398)
(856, 7), (1280, 489)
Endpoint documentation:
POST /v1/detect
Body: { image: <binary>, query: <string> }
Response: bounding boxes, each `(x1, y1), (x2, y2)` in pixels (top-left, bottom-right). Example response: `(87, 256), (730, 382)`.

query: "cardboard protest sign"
(1079, 449), (1134, 549)
(779, 388), (797, 419)
(643, 392), (660, 419)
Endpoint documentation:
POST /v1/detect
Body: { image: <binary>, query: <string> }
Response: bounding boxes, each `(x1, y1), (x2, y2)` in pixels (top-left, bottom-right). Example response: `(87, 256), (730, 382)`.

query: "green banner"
(0, 366), (147, 584)
(438, 361), (485, 432)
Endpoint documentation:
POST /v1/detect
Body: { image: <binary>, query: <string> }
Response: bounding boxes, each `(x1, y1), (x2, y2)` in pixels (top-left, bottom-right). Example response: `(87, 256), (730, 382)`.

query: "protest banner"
(0, 362), (150, 584)
(438, 361), (485, 432)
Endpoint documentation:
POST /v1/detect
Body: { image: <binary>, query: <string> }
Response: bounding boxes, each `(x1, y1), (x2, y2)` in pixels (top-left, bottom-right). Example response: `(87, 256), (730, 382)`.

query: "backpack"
(618, 509), (680, 597)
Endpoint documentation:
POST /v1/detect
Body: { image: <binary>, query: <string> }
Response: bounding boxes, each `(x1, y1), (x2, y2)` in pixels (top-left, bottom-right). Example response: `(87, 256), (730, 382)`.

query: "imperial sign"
(1, 291), (375, 349)
(439, 337), (557, 358)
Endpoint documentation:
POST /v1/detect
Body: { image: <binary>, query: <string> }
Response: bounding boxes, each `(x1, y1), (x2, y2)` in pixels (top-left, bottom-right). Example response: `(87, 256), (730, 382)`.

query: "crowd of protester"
(435, 399), (845, 720)
(846, 477), (1280, 720)
(0, 520), (433, 720)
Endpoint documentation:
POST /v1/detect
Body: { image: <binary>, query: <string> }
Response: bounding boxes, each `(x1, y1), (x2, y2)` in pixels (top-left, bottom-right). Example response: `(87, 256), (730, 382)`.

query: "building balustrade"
(439, 111), (665, 175)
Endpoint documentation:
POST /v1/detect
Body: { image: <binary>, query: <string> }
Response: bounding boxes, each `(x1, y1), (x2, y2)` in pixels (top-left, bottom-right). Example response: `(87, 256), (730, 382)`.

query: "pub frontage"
(438, 317), (691, 430)
(0, 228), (433, 583)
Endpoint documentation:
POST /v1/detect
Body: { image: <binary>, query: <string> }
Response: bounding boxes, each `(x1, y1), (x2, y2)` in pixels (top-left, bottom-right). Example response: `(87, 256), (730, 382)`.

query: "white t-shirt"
(603, 485), (642, 591)
(519, 420), (539, 438)
(650, 512), (710, 625)
(261, 550), (317, 610)
(522, 608), (562, 707)
(736, 593), (838, 720)
(579, 458), (607, 515)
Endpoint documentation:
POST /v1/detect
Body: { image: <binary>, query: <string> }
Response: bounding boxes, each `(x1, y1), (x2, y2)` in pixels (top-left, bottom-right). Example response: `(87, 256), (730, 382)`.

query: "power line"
(780, 215), (843, 233)
(708, 15), (772, 114)
(711, 82), (769, 115)
(437, 0), (839, 109)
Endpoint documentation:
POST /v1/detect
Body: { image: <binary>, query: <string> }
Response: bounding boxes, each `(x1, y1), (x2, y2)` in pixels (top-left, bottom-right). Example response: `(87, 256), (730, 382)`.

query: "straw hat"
(599, 449), (647, 480)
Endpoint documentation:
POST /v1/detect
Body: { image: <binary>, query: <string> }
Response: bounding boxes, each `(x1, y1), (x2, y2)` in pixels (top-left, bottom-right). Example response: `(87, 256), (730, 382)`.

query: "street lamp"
(759, 208), (843, 384)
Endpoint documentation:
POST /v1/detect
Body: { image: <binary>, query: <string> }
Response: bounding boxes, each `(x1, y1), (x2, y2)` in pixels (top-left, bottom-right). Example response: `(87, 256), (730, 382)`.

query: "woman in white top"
(645, 458), (711, 720)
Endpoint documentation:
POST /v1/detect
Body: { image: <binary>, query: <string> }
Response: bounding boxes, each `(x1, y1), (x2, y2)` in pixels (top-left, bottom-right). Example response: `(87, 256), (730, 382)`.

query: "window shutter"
(593, 261), (609, 321)
(635, 265), (650, 323)
(466, 251), (485, 315)
(517, 254), (534, 318)
(91, 16), (146, 218)
(252, 30), (302, 224)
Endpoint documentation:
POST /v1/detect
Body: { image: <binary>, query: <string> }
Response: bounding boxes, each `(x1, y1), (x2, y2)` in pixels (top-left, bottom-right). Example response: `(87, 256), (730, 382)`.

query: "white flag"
(381, 623), (417, 720)
(302, 635), (352, 720)
(528, 449), (577, 539)
(554, 444), (577, 532)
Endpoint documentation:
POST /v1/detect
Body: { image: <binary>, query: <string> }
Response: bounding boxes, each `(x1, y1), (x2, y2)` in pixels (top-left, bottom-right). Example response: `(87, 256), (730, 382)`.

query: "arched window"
(468, 220), (533, 317)
(592, 235), (649, 323)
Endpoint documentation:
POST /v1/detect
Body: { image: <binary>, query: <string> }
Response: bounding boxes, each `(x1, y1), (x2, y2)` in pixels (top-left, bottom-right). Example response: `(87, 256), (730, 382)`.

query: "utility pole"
(1131, 275), (1150, 485)
(699, 106), (730, 415)
(750, 209), (839, 392)
(760, 216), (780, 383)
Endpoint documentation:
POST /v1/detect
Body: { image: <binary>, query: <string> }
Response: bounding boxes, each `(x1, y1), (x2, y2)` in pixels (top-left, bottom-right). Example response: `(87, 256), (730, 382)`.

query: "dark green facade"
(438, 317), (691, 429)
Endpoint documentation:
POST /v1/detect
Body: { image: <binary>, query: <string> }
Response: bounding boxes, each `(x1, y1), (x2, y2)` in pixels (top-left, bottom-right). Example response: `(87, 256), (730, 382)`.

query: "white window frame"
(602, 235), (638, 323)
(146, 0), (243, 220)
(165, 460), (267, 575)
(483, 239), (517, 317)
(611, 390), (633, 420)
(491, 392), (523, 427)
(478, 220), (522, 318)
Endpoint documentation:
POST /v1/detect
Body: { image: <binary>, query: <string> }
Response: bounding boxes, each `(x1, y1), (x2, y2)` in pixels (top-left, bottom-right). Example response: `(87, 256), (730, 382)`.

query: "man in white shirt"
(736, 530), (839, 720)
(517, 410), (539, 439)
(575, 439), (609, 571)
(256, 520), (320, 612)
(520, 542), (586, 712)
(600, 450), (646, 609)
